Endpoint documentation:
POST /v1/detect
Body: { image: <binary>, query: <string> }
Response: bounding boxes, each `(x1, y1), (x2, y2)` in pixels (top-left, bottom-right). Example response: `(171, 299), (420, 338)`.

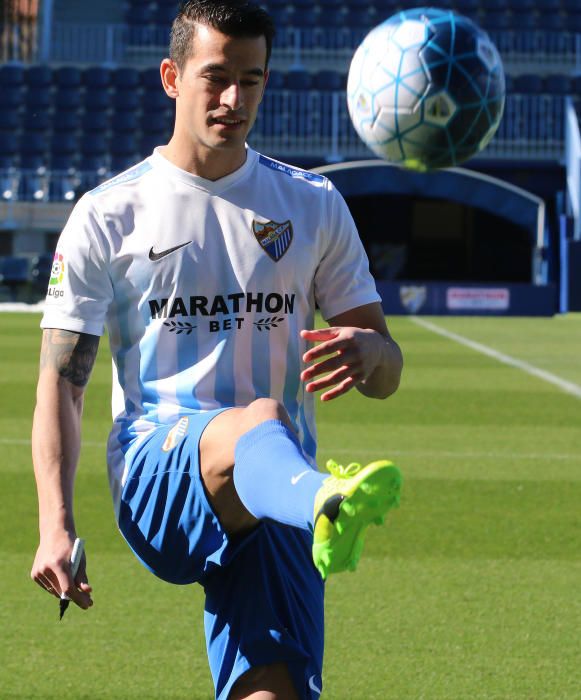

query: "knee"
(242, 398), (292, 431)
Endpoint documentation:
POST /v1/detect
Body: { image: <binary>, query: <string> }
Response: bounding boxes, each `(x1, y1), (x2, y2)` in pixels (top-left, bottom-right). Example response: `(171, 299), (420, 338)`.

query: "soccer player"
(30, 1), (403, 698)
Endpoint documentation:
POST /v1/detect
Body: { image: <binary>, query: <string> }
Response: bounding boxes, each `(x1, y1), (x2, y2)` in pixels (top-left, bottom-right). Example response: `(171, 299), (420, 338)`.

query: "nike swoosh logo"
(308, 675), (322, 695)
(291, 469), (310, 485)
(149, 241), (191, 261)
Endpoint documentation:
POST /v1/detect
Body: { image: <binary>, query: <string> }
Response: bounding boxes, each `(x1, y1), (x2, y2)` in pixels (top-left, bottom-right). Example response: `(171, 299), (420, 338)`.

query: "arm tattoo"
(40, 330), (100, 388)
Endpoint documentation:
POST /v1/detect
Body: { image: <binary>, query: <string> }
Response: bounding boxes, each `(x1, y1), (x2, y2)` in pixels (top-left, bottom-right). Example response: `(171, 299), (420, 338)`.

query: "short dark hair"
(170, 0), (275, 74)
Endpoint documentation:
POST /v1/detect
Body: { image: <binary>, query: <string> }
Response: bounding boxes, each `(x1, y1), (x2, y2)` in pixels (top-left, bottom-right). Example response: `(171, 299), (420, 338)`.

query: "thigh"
(229, 663), (300, 700)
(118, 410), (237, 585)
(204, 522), (325, 700)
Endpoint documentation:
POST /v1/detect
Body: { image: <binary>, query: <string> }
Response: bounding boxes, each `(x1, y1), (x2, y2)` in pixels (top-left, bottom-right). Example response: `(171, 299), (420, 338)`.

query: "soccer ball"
(346, 7), (506, 171)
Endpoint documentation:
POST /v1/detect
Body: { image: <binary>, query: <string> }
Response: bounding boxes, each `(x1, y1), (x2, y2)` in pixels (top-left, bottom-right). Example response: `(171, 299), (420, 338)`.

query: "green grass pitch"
(1, 312), (580, 699)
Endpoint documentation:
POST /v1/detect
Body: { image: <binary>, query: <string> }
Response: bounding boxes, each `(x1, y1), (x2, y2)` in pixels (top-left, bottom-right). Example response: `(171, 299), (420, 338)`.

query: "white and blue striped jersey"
(41, 147), (381, 511)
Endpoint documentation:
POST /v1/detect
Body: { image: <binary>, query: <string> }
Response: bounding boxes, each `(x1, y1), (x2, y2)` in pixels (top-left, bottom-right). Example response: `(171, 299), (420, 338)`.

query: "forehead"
(187, 23), (267, 70)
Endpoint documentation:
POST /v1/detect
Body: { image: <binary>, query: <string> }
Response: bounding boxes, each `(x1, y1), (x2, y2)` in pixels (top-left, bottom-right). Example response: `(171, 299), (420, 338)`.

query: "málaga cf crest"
(252, 219), (293, 262)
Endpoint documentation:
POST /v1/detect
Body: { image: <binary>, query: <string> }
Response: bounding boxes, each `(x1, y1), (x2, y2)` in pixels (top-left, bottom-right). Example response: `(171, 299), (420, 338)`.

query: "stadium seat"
(110, 153), (138, 174)
(82, 111), (109, 133)
(112, 67), (141, 89)
(23, 111), (51, 131)
(536, 0), (561, 9)
(513, 74), (544, 94)
(481, 11), (512, 31)
(140, 67), (162, 89)
(313, 70), (346, 91)
(290, 8), (318, 28)
(52, 110), (81, 132)
(81, 133), (109, 157)
(319, 0), (344, 7)
(543, 74), (572, 95)
(539, 13), (565, 31)
(25, 65), (52, 88)
(0, 64), (24, 87)
(318, 8), (347, 28)
(84, 88), (112, 112)
(0, 110), (19, 131)
(0, 256), (30, 300)
(112, 111), (139, 133)
(511, 11), (539, 30)
(51, 132), (79, 157)
(20, 132), (47, 157)
(452, 0), (481, 12)
(0, 133), (18, 158)
(1, 86), (23, 109)
(141, 90), (172, 112)
(154, 5), (176, 26)
(113, 90), (140, 112)
(140, 110), (169, 133)
(285, 69), (313, 91)
(510, 0), (535, 9)
(345, 8), (375, 28)
(24, 85), (52, 111)
(54, 88), (82, 110)
(30, 253), (54, 292)
(126, 5), (154, 25)
(140, 133), (166, 157)
(54, 66), (82, 88)
(111, 133), (139, 157)
(266, 69), (285, 90)
(82, 66), (111, 88)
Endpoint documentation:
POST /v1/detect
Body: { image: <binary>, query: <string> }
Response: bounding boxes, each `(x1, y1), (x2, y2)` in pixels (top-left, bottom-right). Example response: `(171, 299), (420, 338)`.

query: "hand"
(300, 326), (384, 401)
(31, 531), (93, 610)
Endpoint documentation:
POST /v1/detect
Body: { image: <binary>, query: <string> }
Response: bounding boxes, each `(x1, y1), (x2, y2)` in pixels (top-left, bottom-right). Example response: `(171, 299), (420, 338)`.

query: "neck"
(162, 135), (247, 181)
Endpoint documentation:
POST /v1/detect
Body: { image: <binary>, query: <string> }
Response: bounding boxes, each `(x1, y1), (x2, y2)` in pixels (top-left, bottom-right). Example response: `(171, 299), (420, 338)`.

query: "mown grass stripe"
(412, 316), (581, 399)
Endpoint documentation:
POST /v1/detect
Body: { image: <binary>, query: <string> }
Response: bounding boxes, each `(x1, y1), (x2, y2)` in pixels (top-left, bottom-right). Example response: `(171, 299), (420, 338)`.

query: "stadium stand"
(1, 0), (580, 311)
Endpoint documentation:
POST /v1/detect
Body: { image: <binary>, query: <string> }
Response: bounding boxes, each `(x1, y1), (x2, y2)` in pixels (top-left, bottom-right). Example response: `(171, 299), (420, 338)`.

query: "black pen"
(59, 537), (85, 620)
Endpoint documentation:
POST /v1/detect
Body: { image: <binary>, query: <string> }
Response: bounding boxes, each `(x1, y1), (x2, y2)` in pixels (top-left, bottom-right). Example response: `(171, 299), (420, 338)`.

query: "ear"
(161, 59), (180, 99)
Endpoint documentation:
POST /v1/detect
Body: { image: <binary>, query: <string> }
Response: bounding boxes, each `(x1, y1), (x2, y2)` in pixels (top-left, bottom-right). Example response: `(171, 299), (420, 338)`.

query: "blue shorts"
(118, 411), (325, 700)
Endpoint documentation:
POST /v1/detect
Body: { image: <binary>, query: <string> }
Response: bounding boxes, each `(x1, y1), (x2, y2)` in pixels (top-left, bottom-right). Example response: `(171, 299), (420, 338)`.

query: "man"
(30, 2), (403, 698)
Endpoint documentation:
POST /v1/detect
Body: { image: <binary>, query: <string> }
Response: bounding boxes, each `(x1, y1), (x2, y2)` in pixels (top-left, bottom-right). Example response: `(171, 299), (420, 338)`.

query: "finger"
(320, 375), (359, 402)
(57, 566), (92, 610)
(305, 365), (361, 394)
(34, 573), (60, 599)
(303, 338), (350, 363)
(301, 353), (354, 381)
(300, 328), (340, 341)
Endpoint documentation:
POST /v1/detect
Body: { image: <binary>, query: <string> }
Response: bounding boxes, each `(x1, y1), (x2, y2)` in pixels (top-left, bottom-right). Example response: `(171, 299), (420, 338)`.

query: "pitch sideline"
(411, 317), (581, 400)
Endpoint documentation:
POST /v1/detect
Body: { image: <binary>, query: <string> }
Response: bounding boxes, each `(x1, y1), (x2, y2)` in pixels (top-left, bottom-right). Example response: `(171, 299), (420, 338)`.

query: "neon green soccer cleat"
(312, 459), (402, 580)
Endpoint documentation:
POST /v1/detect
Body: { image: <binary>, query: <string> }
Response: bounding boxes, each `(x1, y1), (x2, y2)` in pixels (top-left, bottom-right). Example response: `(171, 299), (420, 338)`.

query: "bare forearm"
(32, 329), (99, 535)
(32, 374), (83, 533)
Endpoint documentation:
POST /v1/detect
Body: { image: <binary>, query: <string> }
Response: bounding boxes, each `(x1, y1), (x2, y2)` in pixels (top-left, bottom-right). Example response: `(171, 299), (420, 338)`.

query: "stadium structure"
(0, 0), (580, 315)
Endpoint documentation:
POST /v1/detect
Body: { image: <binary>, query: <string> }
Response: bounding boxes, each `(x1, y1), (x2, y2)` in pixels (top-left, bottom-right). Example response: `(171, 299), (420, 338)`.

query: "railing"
(44, 22), (581, 73)
(0, 94), (568, 206)
(565, 97), (581, 240)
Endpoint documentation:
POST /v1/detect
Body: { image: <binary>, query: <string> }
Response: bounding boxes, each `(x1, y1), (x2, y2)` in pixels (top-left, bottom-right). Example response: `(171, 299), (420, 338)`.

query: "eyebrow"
(201, 63), (265, 77)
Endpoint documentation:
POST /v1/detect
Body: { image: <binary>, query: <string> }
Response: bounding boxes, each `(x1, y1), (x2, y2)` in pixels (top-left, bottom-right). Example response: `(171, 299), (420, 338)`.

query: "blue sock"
(233, 420), (327, 531)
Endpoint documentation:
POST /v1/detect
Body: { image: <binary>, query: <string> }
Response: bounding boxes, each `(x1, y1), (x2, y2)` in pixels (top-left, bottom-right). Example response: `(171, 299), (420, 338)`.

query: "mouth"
(211, 116), (246, 129)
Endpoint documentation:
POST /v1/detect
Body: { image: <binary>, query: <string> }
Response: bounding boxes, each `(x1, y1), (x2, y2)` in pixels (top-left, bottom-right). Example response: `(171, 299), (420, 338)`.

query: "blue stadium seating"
(112, 67), (141, 89)
(84, 87), (112, 111)
(54, 88), (82, 110)
(0, 64), (24, 87)
(285, 69), (313, 91)
(82, 111), (109, 133)
(0, 256), (30, 300)
(82, 66), (111, 88)
(0, 110), (19, 131)
(54, 66), (81, 88)
(30, 253), (54, 292)
(24, 65), (52, 88)
(1, 86), (23, 109)
(52, 111), (81, 132)
(25, 85), (51, 111)
(23, 111), (51, 131)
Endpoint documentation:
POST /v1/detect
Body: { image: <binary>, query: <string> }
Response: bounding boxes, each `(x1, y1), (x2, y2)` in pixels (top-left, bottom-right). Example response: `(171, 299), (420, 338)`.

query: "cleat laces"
(325, 460), (362, 478)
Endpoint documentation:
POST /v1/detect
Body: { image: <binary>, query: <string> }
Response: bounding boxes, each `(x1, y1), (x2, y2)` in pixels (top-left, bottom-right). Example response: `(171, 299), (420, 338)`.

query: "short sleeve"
(41, 195), (113, 336)
(314, 180), (381, 320)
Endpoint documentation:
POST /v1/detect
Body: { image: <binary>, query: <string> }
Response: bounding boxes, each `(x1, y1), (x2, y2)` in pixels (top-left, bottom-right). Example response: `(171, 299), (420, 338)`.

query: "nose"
(221, 82), (243, 111)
